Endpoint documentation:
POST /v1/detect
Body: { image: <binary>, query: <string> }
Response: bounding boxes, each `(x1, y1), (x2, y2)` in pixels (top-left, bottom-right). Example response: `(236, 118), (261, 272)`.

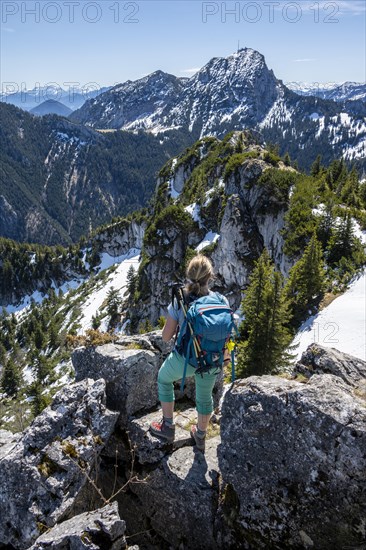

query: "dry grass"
(319, 292), (341, 310)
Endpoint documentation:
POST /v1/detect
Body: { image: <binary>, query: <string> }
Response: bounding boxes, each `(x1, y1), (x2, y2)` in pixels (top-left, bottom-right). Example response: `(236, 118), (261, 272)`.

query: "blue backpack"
(174, 291), (238, 391)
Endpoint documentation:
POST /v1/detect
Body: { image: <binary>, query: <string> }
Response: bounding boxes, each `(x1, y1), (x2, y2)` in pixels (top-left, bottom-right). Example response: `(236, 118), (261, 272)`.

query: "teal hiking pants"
(157, 350), (219, 415)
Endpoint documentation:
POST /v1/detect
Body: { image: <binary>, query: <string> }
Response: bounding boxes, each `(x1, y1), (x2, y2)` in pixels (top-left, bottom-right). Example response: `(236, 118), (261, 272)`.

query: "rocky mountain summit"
(70, 48), (366, 170)
(0, 335), (365, 549)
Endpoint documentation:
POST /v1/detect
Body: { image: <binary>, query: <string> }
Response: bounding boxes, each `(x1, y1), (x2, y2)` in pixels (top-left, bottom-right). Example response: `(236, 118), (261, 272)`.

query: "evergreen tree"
(30, 382), (50, 416)
(316, 194), (337, 251)
(310, 154), (322, 177)
(49, 319), (61, 350)
(283, 176), (318, 258)
(0, 343), (6, 366)
(285, 233), (326, 328)
(92, 314), (101, 330)
(340, 167), (361, 208)
(283, 152), (291, 166)
(1, 359), (23, 397)
(126, 265), (137, 297)
(237, 249), (294, 377)
(327, 212), (356, 265)
(33, 324), (46, 350)
(31, 352), (52, 385)
(106, 287), (121, 330)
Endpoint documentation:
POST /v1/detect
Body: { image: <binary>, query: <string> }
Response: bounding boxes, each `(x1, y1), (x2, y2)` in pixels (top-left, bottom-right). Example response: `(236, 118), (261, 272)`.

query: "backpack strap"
(180, 336), (193, 392)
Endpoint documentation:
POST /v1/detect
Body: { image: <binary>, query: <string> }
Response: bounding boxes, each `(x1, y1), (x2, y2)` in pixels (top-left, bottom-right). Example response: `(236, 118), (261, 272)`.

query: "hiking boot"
(149, 418), (175, 443)
(190, 424), (206, 452)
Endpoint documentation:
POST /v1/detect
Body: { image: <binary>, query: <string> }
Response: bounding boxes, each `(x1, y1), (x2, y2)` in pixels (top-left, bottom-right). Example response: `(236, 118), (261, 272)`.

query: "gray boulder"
(30, 501), (126, 549)
(72, 337), (225, 429)
(127, 407), (196, 464)
(131, 438), (221, 549)
(0, 378), (118, 549)
(295, 343), (366, 391)
(72, 344), (160, 427)
(218, 374), (366, 549)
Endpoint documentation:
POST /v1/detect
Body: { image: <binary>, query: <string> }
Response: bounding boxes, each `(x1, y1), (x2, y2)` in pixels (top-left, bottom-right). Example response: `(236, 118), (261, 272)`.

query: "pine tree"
(283, 175), (318, 258)
(92, 314), (101, 330)
(310, 154), (322, 177)
(1, 359), (23, 397)
(327, 212), (355, 265)
(316, 195), (337, 251)
(31, 353), (52, 385)
(285, 233), (326, 327)
(340, 167), (361, 208)
(126, 265), (137, 297)
(0, 343), (6, 367)
(33, 324), (46, 350)
(31, 382), (50, 416)
(237, 249), (294, 377)
(49, 319), (61, 350)
(283, 152), (291, 166)
(106, 287), (121, 330)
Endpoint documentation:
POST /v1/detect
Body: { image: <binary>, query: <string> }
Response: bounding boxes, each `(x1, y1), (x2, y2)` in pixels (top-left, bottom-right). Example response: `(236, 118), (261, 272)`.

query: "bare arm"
(162, 315), (178, 342)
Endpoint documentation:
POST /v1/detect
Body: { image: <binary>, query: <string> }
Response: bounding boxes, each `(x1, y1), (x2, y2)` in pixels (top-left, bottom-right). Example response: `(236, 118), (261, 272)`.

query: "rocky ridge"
(0, 335), (365, 549)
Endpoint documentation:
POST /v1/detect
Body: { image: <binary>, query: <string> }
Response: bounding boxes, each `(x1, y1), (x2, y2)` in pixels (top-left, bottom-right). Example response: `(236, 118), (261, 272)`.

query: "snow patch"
(291, 270), (366, 362)
(185, 203), (203, 227)
(195, 232), (220, 252)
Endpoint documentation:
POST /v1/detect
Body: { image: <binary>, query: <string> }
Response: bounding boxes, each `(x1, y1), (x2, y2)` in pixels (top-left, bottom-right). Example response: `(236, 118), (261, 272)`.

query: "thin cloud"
(1, 27), (15, 32)
(180, 68), (200, 76)
(329, 0), (366, 15)
(270, 0), (365, 15)
(293, 58), (317, 63)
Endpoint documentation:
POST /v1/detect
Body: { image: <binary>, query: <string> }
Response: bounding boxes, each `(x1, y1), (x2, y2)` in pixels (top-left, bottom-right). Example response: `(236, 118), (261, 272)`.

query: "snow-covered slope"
(10, 248), (141, 335)
(77, 249), (140, 333)
(292, 269), (366, 362)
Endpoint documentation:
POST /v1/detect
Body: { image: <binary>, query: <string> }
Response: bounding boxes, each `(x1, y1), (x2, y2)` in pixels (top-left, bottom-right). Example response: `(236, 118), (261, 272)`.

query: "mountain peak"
(191, 46), (272, 86)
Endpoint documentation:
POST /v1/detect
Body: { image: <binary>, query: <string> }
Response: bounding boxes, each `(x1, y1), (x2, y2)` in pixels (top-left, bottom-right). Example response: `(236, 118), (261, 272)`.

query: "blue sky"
(1, 0), (365, 92)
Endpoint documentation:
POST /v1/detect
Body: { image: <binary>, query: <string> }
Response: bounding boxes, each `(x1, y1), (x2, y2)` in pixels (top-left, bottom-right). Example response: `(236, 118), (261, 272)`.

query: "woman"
(149, 254), (230, 452)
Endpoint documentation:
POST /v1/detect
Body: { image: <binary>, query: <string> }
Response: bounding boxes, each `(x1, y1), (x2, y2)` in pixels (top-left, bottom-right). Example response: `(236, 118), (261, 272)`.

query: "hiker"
(149, 254), (231, 452)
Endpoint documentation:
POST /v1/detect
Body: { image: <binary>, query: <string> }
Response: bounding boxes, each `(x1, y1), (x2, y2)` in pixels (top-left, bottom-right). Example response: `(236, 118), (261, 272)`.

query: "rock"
(218, 374), (366, 549)
(0, 378), (118, 549)
(131, 438), (221, 549)
(115, 330), (174, 359)
(127, 407), (196, 464)
(30, 501), (126, 549)
(95, 220), (146, 257)
(0, 428), (21, 458)
(72, 344), (160, 427)
(212, 194), (262, 301)
(295, 344), (366, 390)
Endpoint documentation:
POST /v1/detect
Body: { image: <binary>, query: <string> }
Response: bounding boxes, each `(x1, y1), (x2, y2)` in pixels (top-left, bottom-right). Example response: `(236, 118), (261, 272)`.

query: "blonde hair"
(185, 254), (214, 296)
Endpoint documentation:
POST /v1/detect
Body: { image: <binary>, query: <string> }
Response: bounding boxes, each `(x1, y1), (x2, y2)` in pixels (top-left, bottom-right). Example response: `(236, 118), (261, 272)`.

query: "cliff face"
(137, 131), (296, 322)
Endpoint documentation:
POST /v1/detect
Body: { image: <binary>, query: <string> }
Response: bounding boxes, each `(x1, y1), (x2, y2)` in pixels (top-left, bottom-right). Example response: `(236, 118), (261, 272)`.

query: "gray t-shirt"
(167, 290), (229, 328)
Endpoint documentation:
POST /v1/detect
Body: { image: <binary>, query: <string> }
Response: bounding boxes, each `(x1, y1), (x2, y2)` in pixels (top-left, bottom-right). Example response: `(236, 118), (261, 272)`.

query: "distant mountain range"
(30, 99), (73, 117)
(69, 48), (366, 168)
(0, 85), (112, 112)
(286, 81), (366, 102)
